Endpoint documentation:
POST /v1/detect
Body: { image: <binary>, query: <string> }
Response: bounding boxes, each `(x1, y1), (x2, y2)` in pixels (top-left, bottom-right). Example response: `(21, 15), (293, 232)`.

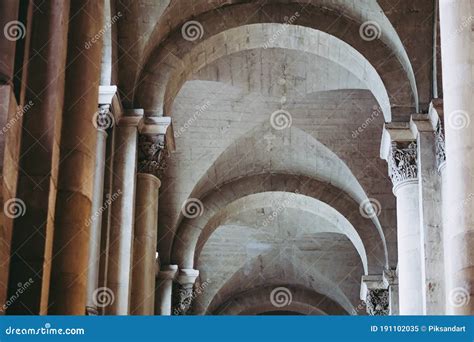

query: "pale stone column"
(439, 0), (474, 315)
(410, 111), (445, 314)
(48, 0), (104, 315)
(86, 86), (117, 315)
(383, 269), (399, 315)
(173, 269), (199, 315)
(104, 112), (142, 315)
(381, 126), (423, 315)
(360, 275), (389, 316)
(155, 265), (178, 315)
(130, 117), (170, 315)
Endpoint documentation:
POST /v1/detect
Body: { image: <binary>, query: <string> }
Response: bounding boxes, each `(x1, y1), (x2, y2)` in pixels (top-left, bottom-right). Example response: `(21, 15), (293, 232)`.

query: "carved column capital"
(388, 141), (418, 189)
(366, 289), (389, 316)
(94, 104), (115, 131)
(137, 133), (168, 178)
(360, 274), (389, 316)
(435, 121), (446, 171)
(172, 269), (199, 315)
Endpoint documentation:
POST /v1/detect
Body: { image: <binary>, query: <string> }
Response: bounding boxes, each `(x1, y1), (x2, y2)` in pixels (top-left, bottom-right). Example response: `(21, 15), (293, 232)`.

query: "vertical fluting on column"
(104, 114), (141, 315)
(6, 0), (70, 315)
(155, 265), (178, 315)
(382, 127), (424, 315)
(172, 269), (199, 315)
(86, 86), (117, 315)
(439, 0), (474, 315)
(48, 0), (104, 315)
(410, 111), (445, 314)
(130, 117), (171, 315)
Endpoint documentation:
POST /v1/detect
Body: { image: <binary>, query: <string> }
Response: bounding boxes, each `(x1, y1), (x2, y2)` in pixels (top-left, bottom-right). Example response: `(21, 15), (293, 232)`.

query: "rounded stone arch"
(137, 24), (391, 121)
(196, 247), (360, 315)
(123, 0), (418, 114)
(170, 174), (387, 274)
(164, 124), (390, 271)
(211, 285), (349, 315)
(133, 3), (417, 120)
(192, 191), (370, 274)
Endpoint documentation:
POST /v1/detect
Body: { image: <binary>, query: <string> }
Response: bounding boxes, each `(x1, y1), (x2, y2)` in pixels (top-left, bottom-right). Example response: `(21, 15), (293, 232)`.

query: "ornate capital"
(435, 121), (446, 171)
(137, 134), (168, 178)
(388, 141), (418, 187)
(96, 104), (114, 130)
(172, 283), (194, 315)
(366, 289), (389, 316)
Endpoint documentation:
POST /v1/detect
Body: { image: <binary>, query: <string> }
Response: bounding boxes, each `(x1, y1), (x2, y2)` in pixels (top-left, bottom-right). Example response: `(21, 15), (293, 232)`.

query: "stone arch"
(212, 285), (348, 315)
(193, 192), (370, 274)
(165, 125), (390, 271)
(197, 246), (361, 315)
(133, 3), (417, 121)
(171, 178), (385, 273)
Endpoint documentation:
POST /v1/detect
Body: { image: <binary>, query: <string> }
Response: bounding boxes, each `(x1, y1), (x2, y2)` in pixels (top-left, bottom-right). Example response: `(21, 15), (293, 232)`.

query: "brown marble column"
(130, 117), (170, 315)
(48, 0), (104, 315)
(104, 113), (142, 315)
(0, 0), (21, 314)
(6, 0), (70, 315)
(0, 0), (20, 83)
(130, 173), (161, 315)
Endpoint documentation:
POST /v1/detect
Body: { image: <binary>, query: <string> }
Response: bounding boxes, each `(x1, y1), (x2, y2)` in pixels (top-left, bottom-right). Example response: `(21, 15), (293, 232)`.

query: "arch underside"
(145, 0), (411, 315)
(119, 1), (419, 118)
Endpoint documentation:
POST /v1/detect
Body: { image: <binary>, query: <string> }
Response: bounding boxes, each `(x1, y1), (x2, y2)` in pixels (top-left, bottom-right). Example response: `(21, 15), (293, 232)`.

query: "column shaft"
(412, 115), (445, 314)
(155, 265), (178, 315)
(48, 0), (104, 315)
(86, 128), (108, 315)
(104, 124), (138, 315)
(439, 0), (474, 314)
(0, 0), (19, 82)
(7, 0), (70, 315)
(395, 181), (424, 314)
(130, 173), (160, 315)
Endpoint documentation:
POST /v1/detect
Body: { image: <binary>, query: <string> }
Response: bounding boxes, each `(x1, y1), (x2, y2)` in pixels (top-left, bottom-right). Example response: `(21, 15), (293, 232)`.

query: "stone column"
(410, 111), (445, 314)
(383, 269), (399, 315)
(5, 0), (69, 315)
(86, 86), (116, 315)
(0, 0), (20, 312)
(173, 269), (199, 315)
(155, 265), (178, 315)
(130, 117), (171, 315)
(381, 126), (424, 315)
(360, 275), (389, 316)
(48, 0), (104, 315)
(104, 112), (142, 315)
(0, 0), (19, 83)
(439, 0), (474, 315)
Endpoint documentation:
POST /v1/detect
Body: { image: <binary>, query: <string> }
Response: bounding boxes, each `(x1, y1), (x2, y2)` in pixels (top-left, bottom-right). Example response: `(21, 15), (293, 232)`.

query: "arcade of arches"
(0, 0), (473, 316)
